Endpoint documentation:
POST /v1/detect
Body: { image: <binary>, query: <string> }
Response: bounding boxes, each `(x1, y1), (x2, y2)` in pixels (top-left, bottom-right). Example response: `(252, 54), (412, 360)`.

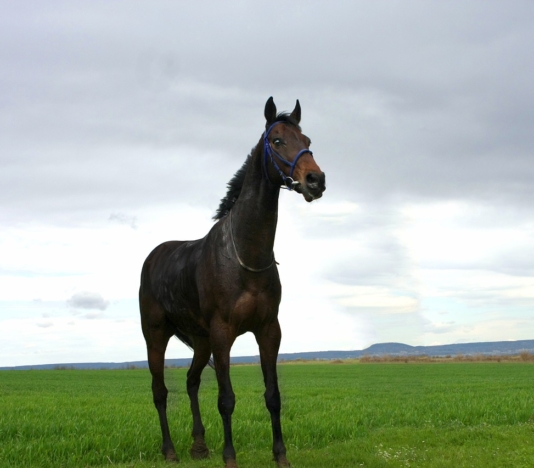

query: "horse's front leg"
(255, 320), (289, 467)
(211, 324), (238, 467)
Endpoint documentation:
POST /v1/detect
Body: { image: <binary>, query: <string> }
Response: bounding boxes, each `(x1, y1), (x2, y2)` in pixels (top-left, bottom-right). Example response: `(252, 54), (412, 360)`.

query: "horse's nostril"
(306, 173), (320, 189)
(306, 172), (326, 192)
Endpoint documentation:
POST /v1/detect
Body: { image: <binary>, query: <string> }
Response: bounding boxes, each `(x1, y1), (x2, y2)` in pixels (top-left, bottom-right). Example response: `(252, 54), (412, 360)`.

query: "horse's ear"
(290, 99), (301, 124)
(264, 96), (277, 124)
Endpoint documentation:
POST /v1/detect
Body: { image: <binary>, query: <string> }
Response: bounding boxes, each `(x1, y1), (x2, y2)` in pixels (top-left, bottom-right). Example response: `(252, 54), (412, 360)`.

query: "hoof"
(224, 459), (238, 468)
(276, 455), (290, 467)
(162, 446), (178, 463)
(190, 440), (210, 460)
(164, 452), (179, 463)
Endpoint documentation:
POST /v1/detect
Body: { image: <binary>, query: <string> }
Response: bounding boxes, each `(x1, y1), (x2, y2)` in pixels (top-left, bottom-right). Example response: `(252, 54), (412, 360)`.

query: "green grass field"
(1, 362), (534, 467)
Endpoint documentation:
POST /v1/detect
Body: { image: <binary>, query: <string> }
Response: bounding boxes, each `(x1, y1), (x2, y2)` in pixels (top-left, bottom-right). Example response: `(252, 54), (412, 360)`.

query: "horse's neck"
(231, 146), (280, 267)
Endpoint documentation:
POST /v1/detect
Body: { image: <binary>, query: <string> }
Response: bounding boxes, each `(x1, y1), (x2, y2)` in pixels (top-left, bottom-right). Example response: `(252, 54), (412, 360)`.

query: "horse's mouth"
(294, 183), (325, 202)
(304, 191), (324, 202)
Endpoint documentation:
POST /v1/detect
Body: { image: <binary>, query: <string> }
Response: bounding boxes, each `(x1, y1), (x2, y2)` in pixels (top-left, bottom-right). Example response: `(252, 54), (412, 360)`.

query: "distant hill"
(361, 340), (534, 357)
(2, 339), (533, 370)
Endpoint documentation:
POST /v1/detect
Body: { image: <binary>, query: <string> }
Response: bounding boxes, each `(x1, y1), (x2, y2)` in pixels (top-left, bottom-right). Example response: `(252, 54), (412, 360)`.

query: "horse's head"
(263, 97), (326, 202)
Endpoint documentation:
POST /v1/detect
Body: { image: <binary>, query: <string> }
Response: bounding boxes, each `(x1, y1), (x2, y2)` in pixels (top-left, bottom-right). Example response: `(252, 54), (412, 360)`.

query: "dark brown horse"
(139, 97), (325, 467)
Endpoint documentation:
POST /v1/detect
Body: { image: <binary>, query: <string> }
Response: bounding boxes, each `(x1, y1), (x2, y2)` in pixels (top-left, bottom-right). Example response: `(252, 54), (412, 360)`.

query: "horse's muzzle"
(298, 171), (326, 202)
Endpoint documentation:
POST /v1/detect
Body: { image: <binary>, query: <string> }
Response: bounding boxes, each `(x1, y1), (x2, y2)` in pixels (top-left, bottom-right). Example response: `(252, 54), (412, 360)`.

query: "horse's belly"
(168, 305), (210, 337)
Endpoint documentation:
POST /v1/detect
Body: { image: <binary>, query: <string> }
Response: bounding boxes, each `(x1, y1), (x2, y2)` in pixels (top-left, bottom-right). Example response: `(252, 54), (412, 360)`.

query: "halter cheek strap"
(262, 122), (313, 190)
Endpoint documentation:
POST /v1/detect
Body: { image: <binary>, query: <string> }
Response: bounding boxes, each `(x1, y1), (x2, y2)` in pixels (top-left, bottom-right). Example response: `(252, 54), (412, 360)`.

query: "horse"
(139, 97), (326, 467)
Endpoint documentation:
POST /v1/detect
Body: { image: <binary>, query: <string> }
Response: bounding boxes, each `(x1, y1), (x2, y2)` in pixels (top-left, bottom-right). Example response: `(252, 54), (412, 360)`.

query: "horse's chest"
(231, 288), (279, 330)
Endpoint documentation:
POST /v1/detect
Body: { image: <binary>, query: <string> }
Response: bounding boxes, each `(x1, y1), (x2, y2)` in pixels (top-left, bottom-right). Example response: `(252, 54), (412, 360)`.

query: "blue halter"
(262, 121), (313, 190)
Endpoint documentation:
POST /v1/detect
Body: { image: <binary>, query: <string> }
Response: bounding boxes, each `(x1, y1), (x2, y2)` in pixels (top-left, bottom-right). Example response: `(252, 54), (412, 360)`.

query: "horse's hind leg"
(255, 320), (290, 467)
(187, 337), (212, 459)
(140, 299), (178, 462)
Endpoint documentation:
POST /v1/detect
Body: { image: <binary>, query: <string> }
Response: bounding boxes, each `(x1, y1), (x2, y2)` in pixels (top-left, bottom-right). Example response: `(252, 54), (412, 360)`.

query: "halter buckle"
(281, 177), (300, 190)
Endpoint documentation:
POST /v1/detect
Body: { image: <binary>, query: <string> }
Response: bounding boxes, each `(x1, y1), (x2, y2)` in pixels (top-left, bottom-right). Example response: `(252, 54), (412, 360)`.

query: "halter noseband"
(262, 121), (313, 190)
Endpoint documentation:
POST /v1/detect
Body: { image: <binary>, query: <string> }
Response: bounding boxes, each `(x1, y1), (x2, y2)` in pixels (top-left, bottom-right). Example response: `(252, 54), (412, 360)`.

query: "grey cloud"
(82, 312), (103, 320)
(345, 309), (424, 344)
(67, 292), (109, 311)
(326, 238), (412, 288)
(109, 212), (138, 229)
(461, 292), (534, 310)
(2, 2), (532, 215)
(490, 260), (534, 278)
(315, 204), (414, 287)
(37, 321), (54, 328)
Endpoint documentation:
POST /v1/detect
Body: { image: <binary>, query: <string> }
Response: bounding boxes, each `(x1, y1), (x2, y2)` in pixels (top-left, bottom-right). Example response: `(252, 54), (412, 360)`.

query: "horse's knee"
(187, 380), (196, 396)
(152, 382), (168, 408)
(265, 388), (281, 414)
(218, 390), (235, 415)
(187, 374), (201, 396)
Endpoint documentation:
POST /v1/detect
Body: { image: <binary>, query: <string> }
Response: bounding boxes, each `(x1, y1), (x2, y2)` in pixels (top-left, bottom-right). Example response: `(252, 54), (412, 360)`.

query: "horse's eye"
(273, 138), (282, 147)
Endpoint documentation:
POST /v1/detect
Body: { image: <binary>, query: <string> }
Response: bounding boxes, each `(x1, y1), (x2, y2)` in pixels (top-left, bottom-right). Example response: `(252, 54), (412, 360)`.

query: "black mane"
(212, 112), (300, 221)
(213, 154), (251, 220)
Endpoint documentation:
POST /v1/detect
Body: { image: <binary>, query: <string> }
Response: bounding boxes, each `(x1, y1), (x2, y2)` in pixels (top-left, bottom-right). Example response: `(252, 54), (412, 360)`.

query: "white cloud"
(325, 283), (418, 313)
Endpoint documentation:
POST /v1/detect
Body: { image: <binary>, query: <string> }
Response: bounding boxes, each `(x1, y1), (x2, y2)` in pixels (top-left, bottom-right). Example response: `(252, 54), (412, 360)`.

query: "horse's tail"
(174, 331), (215, 369)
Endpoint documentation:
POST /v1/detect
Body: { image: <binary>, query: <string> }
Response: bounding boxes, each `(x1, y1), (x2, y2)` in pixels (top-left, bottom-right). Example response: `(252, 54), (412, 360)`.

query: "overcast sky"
(1, 1), (533, 367)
